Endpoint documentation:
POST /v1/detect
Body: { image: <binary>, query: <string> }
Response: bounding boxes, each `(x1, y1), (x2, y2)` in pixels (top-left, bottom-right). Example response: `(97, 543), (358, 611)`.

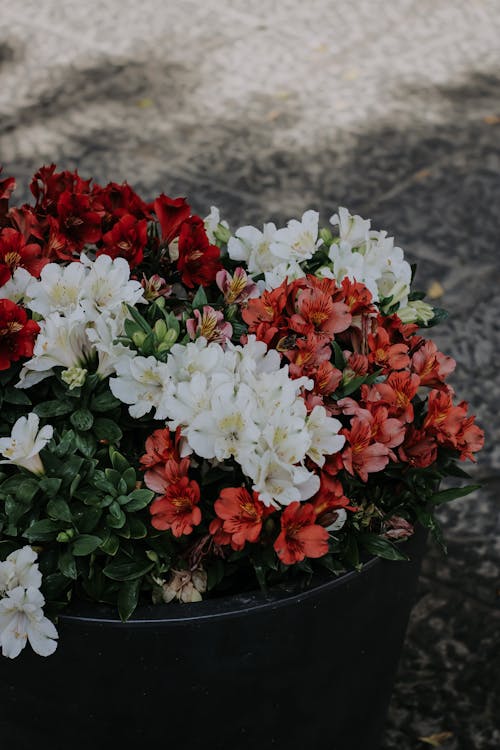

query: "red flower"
(0, 228), (48, 285)
(398, 426), (437, 468)
(30, 165), (92, 214)
(367, 326), (410, 371)
(242, 284), (288, 346)
(98, 214), (148, 268)
(214, 486), (270, 550)
(311, 475), (354, 525)
(274, 501), (329, 565)
(153, 194), (190, 244)
(364, 371), (420, 423)
(290, 282), (352, 337)
(0, 299), (40, 370)
(92, 181), (151, 229)
(0, 169), (16, 221)
(149, 476), (201, 537)
(339, 277), (375, 317)
(140, 427), (189, 493)
(56, 191), (102, 251)
(177, 216), (222, 288)
(341, 415), (391, 482)
(410, 339), (455, 389)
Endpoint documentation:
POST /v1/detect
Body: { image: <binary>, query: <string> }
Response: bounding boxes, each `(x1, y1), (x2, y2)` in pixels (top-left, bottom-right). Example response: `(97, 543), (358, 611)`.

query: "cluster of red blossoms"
(0, 165), (223, 370)
(243, 275), (484, 478)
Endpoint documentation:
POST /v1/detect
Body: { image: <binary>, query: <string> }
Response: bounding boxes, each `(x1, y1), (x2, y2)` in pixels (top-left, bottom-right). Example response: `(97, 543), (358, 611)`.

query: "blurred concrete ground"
(1, 1), (499, 747)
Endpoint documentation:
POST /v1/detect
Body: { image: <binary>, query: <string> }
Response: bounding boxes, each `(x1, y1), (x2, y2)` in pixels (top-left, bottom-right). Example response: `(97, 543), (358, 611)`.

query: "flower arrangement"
(0, 166), (483, 659)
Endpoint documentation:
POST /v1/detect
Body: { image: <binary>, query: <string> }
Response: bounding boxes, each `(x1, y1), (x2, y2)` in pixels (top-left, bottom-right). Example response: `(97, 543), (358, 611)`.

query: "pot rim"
(59, 555), (382, 627)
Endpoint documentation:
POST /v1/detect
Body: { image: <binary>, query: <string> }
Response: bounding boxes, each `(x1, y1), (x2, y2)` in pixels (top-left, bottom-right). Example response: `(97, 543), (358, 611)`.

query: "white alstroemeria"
(263, 259), (306, 290)
(17, 314), (93, 388)
(398, 299), (434, 325)
(227, 222), (279, 274)
(204, 206), (229, 244)
(330, 206), (371, 248)
(270, 210), (320, 263)
(262, 404), (311, 466)
(109, 354), (172, 419)
(80, 254), (144, 321)
(0, 413), (53, 475)
(0, 586), (58, 658)
(0, 546), (42, 595)
(306, 406), (345, 467)
(326, 507), (347, 532)
(186, 383), (260, 461)
(86, 311), (133, 379)
(327, 241), (376, 294)
(26, 261), (87, 319)
(158, 371), (215, 427)
(233, 336), (281, 379)
(252, 452), (320, 508)
(166, 338), (227, 383)
(0, 267), (33, 303)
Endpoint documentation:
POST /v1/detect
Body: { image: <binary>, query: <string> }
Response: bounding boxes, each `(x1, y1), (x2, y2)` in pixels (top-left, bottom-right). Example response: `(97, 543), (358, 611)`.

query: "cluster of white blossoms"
(0, 413), (53, 475)
(16, 254), (144, 389)
(322, 207), (413, 310)
(111, 336), (345, 507)
(0, 547), (58, 659)
(227, 210), (320, 291)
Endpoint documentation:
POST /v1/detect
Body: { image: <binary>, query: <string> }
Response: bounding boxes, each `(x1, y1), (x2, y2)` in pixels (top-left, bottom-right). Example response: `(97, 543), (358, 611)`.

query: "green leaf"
(90, 391), (121, 413)
(25, 519), (60, 542)
(93, 418), (123, 443)
(359, 533), (409, 561)
(332, 341), (347, 370)
(191, 286), (208, 310)
(125, 488), (154, 511)
(47, 498), (73, 523)
(34, 400), (74, 418)
(429, 484), (481, 506)
(109, 448), (129, 473)
(2, 388), (32, 406)
(426, 307), (449, 328)
(39, 477), (63, 497)
(128, 517), (147, 539)
(339, 375), (367, 397)
(73, 506), (102, 533)
(58, 550), (77, 580)
(70, 409), (94, 432)
(103, 558), (154, 581)
(122, 467), (137, 493)
(71, 534), (102, 556)
(74, 431), (97, 457)
(118, 578), (141, 622)
(100, 534), (120, 556)
(16, 478), (39, 503)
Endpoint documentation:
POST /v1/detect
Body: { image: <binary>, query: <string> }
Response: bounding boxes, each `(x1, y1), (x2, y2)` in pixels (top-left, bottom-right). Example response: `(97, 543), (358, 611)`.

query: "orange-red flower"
(214, 486), (270, 550)
(367, 326), (410, 371)
(150, 476), (201, 536)
(140, 427), (190, 493)
(341, 415), (391, 482)
(0, 228), (48, 285)
(410, 339), (455, 389)
(364, 371), (420, 423)
(398, 426), (437, 468)
(274, 501), (329, 564)
(290, 285), (351, 337)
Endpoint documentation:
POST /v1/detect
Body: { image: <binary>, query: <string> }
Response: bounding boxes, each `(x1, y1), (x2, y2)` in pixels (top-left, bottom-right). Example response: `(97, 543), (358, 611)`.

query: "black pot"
(0, 529), (427, 750)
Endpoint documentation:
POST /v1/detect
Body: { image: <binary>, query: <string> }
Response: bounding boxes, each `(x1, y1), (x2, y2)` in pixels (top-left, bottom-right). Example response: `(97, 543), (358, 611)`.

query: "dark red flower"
(98, 214), (148, 268)
(0, 228), (48, 285)
(92, 181), (151, 230)
(30, 165), (92, 214)
(153, 194), (191, 244)
(0, 169), (16, 221)
(0, 299), (40, 370)
(56, 191), (102, 251)
(177, 215), (222, 288)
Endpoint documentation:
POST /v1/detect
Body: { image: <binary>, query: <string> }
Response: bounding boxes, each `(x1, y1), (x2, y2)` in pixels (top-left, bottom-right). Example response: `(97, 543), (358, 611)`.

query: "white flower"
(204, 206), (229, 244)
(306, 406), (345, 467)
(398, 299), (434, 325)
(270, 210), (320, 263)
(26, 261), (87, 319)
(263, 260), (306, 290)
(227, 222), (279, 274)
(326, 508), (347, 532)
(0, 413), (53, 475)
(80, 254), (144, 321)
(0, 546), (42, 595)
(17, 314), (93, 388)
(0, 586), (58, 658)
(109, 354), (172, 419)
(330, 206), (370, 247)
(0, 267), (33, 303)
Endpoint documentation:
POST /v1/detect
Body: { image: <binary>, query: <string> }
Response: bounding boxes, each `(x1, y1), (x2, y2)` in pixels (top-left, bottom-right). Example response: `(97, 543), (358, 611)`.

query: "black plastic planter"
(0, 529), (427, 750)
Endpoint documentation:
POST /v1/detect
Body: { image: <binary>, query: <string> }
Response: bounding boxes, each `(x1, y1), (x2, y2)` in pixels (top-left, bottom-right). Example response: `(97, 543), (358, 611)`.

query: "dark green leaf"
(191, 286), (208, 310)
(128, 517), (147, 539)
(34, 400), (74, 418)
(103, 558), (154, 581)
(359, 533), (408, 561)
(429, 484), (481, 506)
(100, 534), (120, 556)
(90, 391), (121, 413)
(118, 578), (141, 622)
(125, 488), (154, 511)
(58, 550), (77, 580)
(93, 418), (123, 443)
(25, 519), (60, 541)
(109, 448), (129, 473)
(2, 388), (32, 406)
(332, 341), (346, 369)
(74, 431), (97, 457)
(47, 498), (72, 523)
(39, 477), (63, 497)
(70, 409), (94, 432)
(71, 534), (102, 556)
(16, 478), (39, 503)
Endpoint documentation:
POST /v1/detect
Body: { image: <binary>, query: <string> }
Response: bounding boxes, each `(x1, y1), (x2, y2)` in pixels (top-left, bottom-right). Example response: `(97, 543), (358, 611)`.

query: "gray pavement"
(1, 1), (500, 747)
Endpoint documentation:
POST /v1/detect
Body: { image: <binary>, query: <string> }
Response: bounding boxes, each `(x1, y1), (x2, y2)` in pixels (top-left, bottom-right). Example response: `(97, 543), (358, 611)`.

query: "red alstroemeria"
(367, 326), (410, 371)
(0, 169), (16, 221)
(311, 475), (354, 525)
(454, 412), (484, 462)
(140, 427), (190, 493)
(423, 390), (484, 460)
(243, 283), (288, 346)
(364, 371), (420, 423)
(56, 191), (102, 250)
(98, 213), (148, 268)
(149, 476), (201, 536)
(0, 299), (40, 370)
(339, 277), (375, 317)
(311, 360), (343, 396)
(274, 501), (329, 565)
(290, 283), (352, 338)
(92, 181), (151, 229)
(284, 332), (331, 377)
(341, 415), (391, 482)
(398, 426), (437, 468)
(410, 339), (455, 389)
(153, 194), (190, 244)
(144, 458), (191, 494)
(177, 216), (222, 288)
(214, 486), (271, 550)
(0, 228), (48, 285)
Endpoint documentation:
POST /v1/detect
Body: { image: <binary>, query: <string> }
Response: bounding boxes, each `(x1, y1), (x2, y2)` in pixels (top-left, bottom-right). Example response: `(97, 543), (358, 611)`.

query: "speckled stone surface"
(1, 1), (499, 747)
